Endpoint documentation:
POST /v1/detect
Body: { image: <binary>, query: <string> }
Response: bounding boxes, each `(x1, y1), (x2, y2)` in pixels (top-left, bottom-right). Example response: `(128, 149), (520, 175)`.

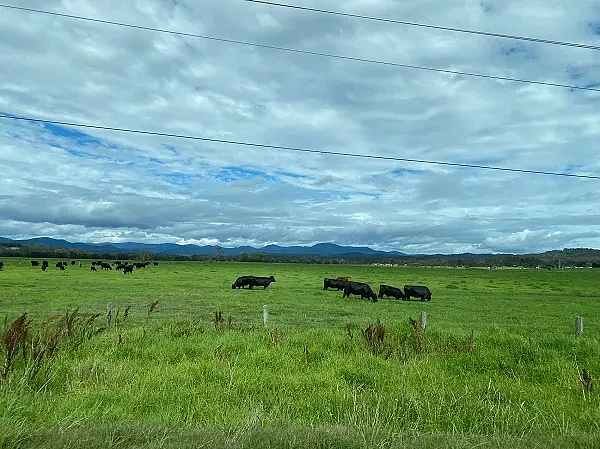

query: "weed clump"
(362, 320), (386, 356)
(1, 309), (102, 384)
(580, 369), (594, 398)
(142, 300), (159, 337)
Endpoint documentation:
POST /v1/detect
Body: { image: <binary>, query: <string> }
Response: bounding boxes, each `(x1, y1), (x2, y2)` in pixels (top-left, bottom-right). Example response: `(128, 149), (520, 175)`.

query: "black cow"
(115, 263), (127, 271)
(31, 260), (39, 267)
(56, 262), (63, 268)
(323, 278), (347, 291)
(153, 262), (159, 266)
(232, 276), (256, 289)
(71, 260), (76, 266)
(123, 265), (134, 275)
(378, 284), (405, 300)
(343, 281), (378, 302)
(90, 266), (97, 272)
(41, 265), (47, 271)
(42, 260), (48, 267)
(59, 265), (65, 271)
(404, 285), (432, 302)
(249, 276), (276, 289)
(101, 263), (112, 270)
(0, 261), (3, 270)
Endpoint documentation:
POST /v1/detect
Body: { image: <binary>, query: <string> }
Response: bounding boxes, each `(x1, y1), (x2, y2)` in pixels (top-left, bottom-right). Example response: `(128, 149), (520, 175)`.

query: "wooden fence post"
(575, 316), (583, 336)
(263, 305), (269, 327)
(107, 302), (114, 329)
(421, 311), (427, 330)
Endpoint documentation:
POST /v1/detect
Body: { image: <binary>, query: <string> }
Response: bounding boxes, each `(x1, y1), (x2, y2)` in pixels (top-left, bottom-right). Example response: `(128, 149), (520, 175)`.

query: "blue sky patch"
(392, 168), (426, 176)
(217, 166), (279, 183)
(499, 44), (536, 60)
(322, 191), (380, 201)
(42, 123), (103, 146)
(469, 157), (505, 166)
(275, 170), (313, 179)
(162, 144), (180, 156)
(565, 164), (584, 173)
(358, 192), (381, 199)
(479, 1), (495, 13)
(565, 66), (583, 80)
(62, 148), (115, 162)
(149, 170), (202, 187)
(583, 82), (600, 89)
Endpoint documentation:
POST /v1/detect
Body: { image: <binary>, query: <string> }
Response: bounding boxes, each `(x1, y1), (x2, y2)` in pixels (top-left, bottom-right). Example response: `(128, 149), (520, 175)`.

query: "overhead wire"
(245, 0), (600, 51)
(0, 4), (599, 93)
(0, 113), (598, 180)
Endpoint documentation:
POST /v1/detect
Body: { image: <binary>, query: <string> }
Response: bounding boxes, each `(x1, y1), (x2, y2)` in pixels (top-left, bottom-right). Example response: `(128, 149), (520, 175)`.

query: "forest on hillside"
(1, 242), (600, 268)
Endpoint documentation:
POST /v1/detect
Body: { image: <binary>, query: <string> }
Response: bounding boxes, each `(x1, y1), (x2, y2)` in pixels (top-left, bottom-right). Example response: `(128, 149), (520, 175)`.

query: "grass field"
(0, 258), (598, 448)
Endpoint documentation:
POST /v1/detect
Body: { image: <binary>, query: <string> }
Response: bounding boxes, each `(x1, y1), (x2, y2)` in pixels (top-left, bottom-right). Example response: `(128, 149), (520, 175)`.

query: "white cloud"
(0, 0), (599, 253)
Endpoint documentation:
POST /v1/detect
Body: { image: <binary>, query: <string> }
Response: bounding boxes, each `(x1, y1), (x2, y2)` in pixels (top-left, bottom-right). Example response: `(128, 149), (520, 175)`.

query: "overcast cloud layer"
(0, 0), (599, 254)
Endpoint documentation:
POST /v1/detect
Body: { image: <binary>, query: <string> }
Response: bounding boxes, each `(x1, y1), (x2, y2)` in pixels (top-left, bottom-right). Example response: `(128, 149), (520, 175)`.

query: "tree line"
(1, 242), (600, 268)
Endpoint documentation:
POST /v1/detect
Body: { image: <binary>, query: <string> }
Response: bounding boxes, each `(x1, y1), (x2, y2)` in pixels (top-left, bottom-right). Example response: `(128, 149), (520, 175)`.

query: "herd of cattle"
(0, 263), (432, 301)
(232, 275), (432, 302)
(0, 259), (160, 274)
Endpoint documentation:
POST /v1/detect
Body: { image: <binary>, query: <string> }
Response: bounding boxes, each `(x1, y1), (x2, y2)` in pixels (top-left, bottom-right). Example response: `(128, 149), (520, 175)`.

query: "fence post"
(263, 304), (269, 327)
(421, 311), (427, 330)
(107, 302), (114, 329)
(575, 316), (583, 336)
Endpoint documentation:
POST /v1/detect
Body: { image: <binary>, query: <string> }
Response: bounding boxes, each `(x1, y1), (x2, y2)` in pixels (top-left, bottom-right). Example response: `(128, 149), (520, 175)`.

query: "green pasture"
(0, 258), (598, 448)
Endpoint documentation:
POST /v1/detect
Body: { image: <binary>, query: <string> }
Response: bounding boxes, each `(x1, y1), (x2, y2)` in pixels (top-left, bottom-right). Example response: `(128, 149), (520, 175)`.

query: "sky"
(0, 0), (599, 254)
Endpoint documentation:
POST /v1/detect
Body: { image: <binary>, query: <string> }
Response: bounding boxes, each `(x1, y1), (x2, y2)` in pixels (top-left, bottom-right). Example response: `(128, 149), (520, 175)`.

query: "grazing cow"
(0, 261), (4, 270)
(41, 265), (47, 271)
(123, 265), (134, 275)
(115, 263), (127, 270)
(343, 281), (378, 302)
(153, 262), (159, 266)
(232, 275), (256, 289)
(31, 260), (39, 267)
(323, 278), (347, 291)
(336, 276), (350, 282)
(249, 276), (276, 289)
(59, 265), (65, 271)
(42, 260), (48, 267)
(378, 284), (405, 300)
(56, 262), (63, 268)
(404, 285), (432, 302)
(101, 263), (112, 270)
(90, 266), (97, 272)
(71, 260), (76, 266)
(135, 262), (148, 269)
(79, 263), (82, 267)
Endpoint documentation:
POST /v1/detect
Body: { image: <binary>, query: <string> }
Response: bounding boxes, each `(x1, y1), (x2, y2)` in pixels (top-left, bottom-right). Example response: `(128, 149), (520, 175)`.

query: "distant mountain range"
(0, 237), (408, 257)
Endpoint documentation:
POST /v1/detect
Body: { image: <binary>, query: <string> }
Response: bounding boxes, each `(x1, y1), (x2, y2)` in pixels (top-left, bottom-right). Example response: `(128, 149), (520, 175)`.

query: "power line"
(1, 113), (597, 180)
(1, 4), (599, 93)
(246, 0), (600, 52)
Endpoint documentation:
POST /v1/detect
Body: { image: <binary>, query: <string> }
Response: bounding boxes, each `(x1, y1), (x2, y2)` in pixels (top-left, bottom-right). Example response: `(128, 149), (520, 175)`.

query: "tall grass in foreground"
(0, 305), (598, 448)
